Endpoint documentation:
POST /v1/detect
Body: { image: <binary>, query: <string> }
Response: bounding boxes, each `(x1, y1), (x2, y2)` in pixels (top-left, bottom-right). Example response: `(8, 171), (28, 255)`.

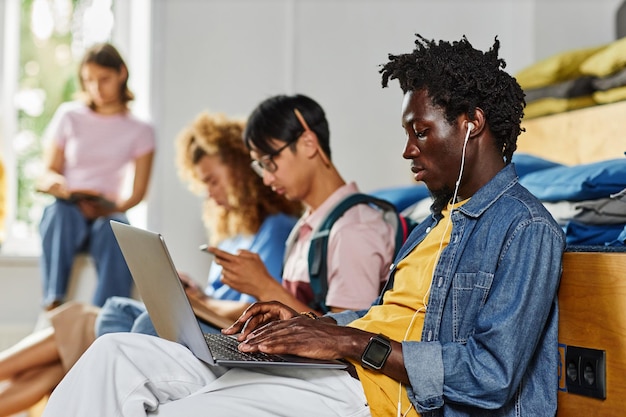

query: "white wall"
(533, 0), (621, 61)
(1, 0), (623, 332)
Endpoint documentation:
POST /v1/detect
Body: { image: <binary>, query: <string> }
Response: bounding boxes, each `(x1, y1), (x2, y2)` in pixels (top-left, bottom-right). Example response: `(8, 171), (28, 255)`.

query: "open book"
(36, 185), (117, 211)
(65, 190), (116, 210)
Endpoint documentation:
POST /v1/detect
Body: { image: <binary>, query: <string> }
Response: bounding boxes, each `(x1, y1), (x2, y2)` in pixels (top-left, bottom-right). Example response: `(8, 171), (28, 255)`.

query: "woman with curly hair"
(0, 111), (302, 417)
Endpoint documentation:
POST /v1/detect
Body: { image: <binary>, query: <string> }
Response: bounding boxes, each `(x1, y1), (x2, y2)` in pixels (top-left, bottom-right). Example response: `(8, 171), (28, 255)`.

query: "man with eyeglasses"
(86, 94), (396, 342)
(204, 94), (396, 316)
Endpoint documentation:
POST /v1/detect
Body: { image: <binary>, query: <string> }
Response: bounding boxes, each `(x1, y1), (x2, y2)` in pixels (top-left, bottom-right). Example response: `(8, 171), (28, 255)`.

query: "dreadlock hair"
(380, 34), (525, 164)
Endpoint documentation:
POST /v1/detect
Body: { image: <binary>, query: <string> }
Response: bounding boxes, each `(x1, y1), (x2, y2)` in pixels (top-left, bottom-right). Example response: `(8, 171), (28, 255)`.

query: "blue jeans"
(39, 199), (133, 307)
(96, 296), (222, 337)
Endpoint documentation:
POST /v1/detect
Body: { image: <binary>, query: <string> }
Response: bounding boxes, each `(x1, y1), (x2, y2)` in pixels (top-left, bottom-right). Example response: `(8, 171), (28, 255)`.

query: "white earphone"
(463, 122), (474, 146)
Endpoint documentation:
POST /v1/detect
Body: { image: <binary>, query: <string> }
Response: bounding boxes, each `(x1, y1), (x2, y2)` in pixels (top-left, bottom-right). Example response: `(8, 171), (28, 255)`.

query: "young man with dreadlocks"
(42, 35), (565, 417)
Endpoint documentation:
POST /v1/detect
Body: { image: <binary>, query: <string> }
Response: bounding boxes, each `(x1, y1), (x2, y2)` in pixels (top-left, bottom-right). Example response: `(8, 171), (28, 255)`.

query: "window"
(1, 0), (151, 255)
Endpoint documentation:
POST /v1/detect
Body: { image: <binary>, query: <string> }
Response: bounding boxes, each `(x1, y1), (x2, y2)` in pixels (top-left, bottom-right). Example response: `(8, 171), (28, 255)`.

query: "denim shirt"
(330, 164), (565, 416)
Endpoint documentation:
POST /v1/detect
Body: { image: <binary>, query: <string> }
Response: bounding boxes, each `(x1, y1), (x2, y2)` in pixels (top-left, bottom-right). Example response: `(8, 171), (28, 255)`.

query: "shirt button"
(389, 264), (395, 271)
(427, 330), (433, 341)
(426, 227), (431, 233)
(438, 277), (443, 287)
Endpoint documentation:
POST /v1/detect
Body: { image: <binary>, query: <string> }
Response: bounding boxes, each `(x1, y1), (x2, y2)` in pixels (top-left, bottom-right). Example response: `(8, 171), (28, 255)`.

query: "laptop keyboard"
(204, 333), (288, 363)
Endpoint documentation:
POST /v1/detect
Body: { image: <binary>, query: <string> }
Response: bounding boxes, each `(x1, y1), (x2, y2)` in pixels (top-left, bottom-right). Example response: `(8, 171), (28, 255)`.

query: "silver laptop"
(110, 221), (347, 369)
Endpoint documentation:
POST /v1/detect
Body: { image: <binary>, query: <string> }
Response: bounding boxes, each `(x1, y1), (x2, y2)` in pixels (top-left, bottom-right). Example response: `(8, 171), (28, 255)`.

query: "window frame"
(0, 0), (152, 257)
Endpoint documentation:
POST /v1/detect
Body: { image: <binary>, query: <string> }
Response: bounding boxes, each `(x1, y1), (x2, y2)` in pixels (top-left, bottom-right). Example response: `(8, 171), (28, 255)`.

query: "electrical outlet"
(564, 345), (606, 399)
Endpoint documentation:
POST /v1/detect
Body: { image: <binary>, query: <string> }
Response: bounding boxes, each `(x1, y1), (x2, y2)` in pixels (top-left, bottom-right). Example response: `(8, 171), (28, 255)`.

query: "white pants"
(42, 333), (371, 417)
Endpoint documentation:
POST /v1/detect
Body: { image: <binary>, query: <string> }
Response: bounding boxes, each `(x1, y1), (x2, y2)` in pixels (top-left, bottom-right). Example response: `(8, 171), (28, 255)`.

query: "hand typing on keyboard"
(221, 300), (368, 364)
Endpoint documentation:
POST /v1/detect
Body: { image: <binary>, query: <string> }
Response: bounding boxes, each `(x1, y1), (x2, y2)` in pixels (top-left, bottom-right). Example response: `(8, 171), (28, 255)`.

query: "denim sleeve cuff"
(325, 310), (361, 326)
(403, 341), (445, 412)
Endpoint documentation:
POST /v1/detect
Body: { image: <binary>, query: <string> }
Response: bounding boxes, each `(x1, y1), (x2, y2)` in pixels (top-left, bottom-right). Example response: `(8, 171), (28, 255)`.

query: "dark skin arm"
(223, 301), (411, 385)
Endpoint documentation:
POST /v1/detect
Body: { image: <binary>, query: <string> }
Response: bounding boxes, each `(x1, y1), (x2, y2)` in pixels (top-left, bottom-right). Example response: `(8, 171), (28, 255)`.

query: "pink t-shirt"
(44, 102), (156, 200)
(282, 182), (395, 311)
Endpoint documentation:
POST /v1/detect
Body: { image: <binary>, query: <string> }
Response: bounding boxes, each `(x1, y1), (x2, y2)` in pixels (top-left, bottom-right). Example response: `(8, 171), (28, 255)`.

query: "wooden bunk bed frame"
(519, 101), (626, 417)
(518, 100), (626, 165)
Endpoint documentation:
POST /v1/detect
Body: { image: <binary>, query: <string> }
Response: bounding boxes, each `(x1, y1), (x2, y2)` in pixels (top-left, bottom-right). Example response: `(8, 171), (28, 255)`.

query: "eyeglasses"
(250, 141), (292, 177)
(250, 108), (316, 178)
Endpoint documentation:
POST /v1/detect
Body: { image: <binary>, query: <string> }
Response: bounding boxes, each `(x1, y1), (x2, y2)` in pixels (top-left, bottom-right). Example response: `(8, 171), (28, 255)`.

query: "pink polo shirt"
(282, 182), (395, 311)
(44, 102), (156, 201)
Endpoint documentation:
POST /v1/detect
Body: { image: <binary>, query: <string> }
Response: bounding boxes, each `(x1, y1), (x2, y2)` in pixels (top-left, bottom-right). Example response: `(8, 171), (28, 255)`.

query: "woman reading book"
(36, 43), (156, 309)
(0, 111), (302, 417)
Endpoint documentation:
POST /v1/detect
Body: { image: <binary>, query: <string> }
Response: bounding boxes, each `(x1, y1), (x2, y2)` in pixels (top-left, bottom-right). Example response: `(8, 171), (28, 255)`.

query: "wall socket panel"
(564, 345), (606, 399)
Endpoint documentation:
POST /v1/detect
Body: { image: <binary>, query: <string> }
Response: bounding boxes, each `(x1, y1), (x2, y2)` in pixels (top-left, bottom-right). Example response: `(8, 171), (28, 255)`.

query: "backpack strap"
(307, 193), (403, 313)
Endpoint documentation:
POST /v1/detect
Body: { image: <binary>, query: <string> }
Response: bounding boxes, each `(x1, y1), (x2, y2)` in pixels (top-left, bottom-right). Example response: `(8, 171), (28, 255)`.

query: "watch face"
(367, 339), (390, 365)
(362, 335), (391, 370)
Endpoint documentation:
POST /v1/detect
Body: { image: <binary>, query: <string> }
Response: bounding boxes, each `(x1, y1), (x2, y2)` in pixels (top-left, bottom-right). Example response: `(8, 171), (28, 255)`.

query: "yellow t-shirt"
(348, 201), (464, 417)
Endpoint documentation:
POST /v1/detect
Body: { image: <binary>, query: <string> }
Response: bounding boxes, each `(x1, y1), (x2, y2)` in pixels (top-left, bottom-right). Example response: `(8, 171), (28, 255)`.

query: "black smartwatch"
(361, 334), (392, 370)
